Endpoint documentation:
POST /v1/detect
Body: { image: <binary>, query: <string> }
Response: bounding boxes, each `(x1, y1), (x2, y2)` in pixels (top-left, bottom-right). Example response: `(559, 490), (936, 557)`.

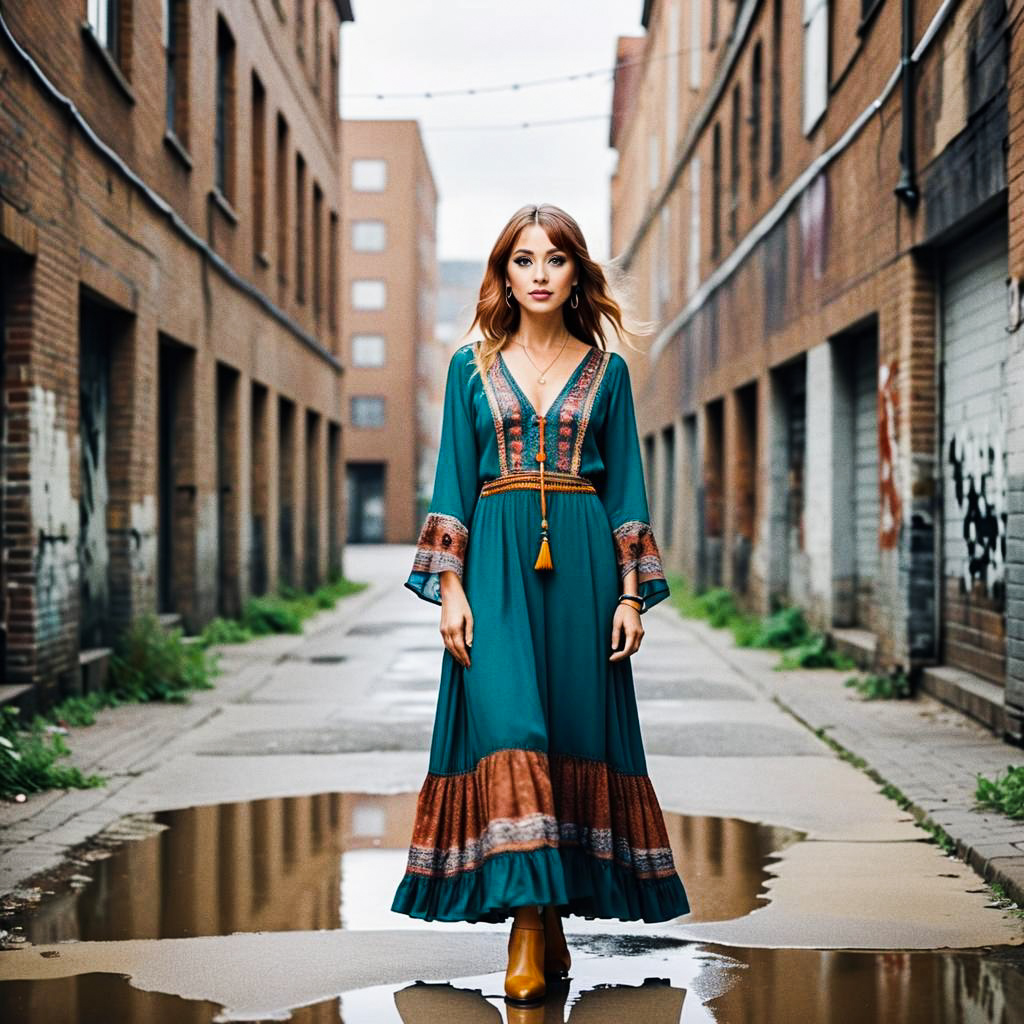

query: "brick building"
(610, 0), (1024, 740)
(0, 0), (353, 709)
(339, 119), (438, 544)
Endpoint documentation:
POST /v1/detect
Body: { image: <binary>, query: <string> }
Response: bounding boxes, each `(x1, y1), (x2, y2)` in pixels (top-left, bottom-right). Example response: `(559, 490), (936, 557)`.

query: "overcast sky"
(339, 2), (647, 263)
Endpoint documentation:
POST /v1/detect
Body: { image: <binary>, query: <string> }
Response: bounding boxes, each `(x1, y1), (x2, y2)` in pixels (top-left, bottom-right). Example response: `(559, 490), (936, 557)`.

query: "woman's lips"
(529, 291), (552, 299)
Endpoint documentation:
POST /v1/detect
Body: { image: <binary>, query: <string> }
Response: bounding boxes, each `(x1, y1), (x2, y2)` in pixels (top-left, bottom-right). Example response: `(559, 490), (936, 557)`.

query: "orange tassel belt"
(479, 415), (597, 572)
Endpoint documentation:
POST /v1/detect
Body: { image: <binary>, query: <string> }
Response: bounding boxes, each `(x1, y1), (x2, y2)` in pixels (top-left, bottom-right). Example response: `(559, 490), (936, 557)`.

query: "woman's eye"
(550, 256), (565, 265)
(514, 256), (531, 266)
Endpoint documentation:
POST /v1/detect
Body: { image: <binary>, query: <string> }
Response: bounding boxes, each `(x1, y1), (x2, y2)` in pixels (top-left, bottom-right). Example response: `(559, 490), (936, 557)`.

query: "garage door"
(941, 217), (1008, 684)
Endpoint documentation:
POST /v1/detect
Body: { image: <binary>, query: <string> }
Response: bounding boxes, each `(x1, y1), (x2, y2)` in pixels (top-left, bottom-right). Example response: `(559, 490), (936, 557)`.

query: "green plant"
(199, 617), (255, 648)
(107, 615), (218, 703)
(844, 671), (911, 700)
(777, 633), (855, 670)
(0, 708), (105, 801)
(36, 692), (123, 729)
(975, 766), (1024, 820)
(242, 596), (304, 635)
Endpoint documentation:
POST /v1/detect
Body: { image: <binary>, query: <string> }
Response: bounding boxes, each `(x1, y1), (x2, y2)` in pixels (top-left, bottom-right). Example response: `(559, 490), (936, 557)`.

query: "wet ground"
(2, 546), (1023, 1022)
(1, 791), (1022, 1023)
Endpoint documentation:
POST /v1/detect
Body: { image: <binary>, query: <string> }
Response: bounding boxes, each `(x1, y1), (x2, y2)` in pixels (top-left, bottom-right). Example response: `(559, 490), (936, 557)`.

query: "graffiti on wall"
(948, 419), (1007, 595)
(878, 362), (902, 550)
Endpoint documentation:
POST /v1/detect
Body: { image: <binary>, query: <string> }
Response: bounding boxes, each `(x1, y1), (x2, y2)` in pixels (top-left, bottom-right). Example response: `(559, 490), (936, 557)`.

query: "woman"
(391, 203), (690, 1007)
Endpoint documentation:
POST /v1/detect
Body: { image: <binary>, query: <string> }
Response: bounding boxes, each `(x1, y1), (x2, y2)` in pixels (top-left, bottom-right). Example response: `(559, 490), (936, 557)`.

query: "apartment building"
(340, 119), (438, 544)
(610, 0), (1024, 739)
(0, 0), (353, 708)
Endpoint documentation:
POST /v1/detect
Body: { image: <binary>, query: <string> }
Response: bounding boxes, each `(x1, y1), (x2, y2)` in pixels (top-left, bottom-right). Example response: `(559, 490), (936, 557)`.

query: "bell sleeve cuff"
(611, 521), (669, 613)
(405, 512), (470, 605)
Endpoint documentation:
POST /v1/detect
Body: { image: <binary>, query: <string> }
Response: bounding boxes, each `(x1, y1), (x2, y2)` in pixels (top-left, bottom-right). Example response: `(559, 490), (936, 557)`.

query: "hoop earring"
(505, 285), (514, 308)
(570, 286), (580, 310)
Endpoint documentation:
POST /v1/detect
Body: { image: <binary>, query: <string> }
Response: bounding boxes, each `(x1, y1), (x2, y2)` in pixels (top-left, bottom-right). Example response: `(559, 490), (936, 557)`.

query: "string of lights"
(422, 112), (611, 132)
(340, 43), (700, 102)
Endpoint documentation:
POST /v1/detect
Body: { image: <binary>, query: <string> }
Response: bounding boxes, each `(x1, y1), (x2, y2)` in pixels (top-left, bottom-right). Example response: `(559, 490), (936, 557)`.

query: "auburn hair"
(462, 203), (654, 380)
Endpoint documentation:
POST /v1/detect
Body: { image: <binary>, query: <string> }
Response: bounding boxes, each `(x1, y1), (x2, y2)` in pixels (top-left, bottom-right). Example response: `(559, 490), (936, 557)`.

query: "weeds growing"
(975, 766), (1024, 820)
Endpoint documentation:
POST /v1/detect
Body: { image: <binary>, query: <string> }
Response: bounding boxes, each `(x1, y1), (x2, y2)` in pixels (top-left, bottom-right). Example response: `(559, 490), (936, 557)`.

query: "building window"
(313, 0), (323, 94)
(276, 114), (289, 284)
(802, 0), (828, 133)
(352, 220), (387, 252)
(88, 0), (128, 69)
(730, 83), (741, 239)
(711, 121), (722, 260)
(352, 158), (387, 191)
(214, 16), (236, 203)
(328, 211), (339, 331)
(313, 181), (324, 319)
(164, 0), (188, 145)
(771, 0), (783, 175)
(296, 0), (306, 61)
(329, 38), (339, 124)
(295, 153), (307, 303)
(352, 280), (386, 310)
(352, 334), (386, 367)
(351, 396), (386, 428)
(687, 157), (701, 297)
(710, 0), (719, 48)
(251, 72), (266, 258)
(750, 41), (763, 200)
(689, 0), (702, 89)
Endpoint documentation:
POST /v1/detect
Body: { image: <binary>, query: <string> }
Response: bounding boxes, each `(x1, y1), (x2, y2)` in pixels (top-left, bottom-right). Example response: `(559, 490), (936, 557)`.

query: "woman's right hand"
(439, 571), (473, 668)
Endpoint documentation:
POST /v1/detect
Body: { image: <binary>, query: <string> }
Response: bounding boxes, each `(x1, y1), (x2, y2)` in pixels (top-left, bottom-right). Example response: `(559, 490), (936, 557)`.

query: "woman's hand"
(609, 601), (643, 661)
(439, 570), (473, 668)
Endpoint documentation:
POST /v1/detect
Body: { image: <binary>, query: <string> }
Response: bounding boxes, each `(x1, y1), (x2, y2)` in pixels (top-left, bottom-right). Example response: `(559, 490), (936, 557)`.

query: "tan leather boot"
(504, 921), (546, 1006)
(542, 904), (571, 978)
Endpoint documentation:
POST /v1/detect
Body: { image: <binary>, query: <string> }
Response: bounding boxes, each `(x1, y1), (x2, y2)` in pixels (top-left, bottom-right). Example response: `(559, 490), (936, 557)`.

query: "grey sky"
(339, 2), (646, 263)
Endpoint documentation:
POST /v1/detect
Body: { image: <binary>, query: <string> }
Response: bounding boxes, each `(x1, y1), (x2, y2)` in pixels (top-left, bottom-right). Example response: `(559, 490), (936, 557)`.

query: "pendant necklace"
(515, 334), (570, 384)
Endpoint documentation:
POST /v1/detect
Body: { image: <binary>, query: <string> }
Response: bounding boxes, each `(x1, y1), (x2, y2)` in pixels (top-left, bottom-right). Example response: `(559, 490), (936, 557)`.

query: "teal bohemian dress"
(390, 339), (690, 924)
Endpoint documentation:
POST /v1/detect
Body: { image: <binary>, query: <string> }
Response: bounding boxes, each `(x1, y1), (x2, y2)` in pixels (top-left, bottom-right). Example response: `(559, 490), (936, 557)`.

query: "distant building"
(0, 1), (353, 709)
(416, 260), (485, 518)
(340, 119), (439, 543)
(611, 0), (1024, 741)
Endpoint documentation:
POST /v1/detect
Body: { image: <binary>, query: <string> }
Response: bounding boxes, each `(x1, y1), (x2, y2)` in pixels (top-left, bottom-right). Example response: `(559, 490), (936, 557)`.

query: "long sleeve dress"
(390, 339), (690, 924)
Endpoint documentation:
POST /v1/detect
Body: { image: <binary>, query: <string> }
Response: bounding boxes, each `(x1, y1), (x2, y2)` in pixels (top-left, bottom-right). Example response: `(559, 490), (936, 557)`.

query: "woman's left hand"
(609, 602), (643, 661)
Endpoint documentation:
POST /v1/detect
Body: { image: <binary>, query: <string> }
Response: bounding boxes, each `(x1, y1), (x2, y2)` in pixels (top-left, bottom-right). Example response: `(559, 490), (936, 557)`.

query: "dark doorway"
(278, 397), (296, 588)
(346, 463), (385, 543)
(216, 364), (241, 617)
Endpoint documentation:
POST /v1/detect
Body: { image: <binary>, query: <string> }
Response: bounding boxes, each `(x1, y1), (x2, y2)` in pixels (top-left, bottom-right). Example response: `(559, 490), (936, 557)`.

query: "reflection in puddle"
(1, 792), (1022, 1022)
(0, 793), (798, 943)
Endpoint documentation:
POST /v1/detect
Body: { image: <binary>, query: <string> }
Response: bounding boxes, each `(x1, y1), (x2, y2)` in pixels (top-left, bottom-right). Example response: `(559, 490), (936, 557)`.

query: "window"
(329, 38), (339, 124)
(88, 0), (126, 66)
(313, 0), (322, 93)
(251, 73), (266, 257)
(352, 159), (387, 191)
(313, 181), (324, 319)
(295, 153), (307, 303)
(351, 221), (387, 252)
(687, 158), (701, 297)
(164, 0), (189, 145)
(750, 41), (763, 200)
(771, 0), (783, 175)
(276, 115), (289, 284)
(730, 83), (741, 239)
(802, 0), (828, 133)
(352, 280), (386, 310)
(351, 396), (386, 428)
(689, 0), (702, 89)
(329, 211), (339, 331)
(214, 17), (236, 202)
(710, 0), (719, 48)
(351, 334), (386, 366)
(296, 0), (306, 61)
(711, 122), (722, 260)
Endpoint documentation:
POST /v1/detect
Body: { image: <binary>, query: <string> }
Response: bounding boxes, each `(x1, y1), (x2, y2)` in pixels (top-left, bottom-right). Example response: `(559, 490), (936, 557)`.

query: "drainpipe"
(894, 0), (920, 208)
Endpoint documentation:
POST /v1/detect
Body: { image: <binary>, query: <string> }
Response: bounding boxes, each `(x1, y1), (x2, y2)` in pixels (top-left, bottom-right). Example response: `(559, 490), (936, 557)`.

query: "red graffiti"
(878, 361), (901, 550)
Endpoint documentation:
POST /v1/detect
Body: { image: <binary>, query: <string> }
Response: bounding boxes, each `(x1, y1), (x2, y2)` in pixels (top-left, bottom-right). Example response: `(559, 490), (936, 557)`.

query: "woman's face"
(505, 224), (577, 313)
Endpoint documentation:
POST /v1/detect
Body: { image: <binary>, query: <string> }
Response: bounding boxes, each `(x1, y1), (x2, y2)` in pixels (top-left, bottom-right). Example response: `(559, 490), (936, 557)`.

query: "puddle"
(0, 793), (796, 943)
(1, 792), (1022, 1022)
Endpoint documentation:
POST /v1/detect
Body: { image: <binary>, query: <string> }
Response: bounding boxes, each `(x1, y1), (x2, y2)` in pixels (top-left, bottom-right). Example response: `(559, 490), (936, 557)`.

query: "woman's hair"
(463, 203), (655, 379)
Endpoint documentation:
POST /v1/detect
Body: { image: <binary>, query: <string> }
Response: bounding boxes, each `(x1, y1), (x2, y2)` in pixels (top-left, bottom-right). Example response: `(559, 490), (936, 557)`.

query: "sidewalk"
(680, 613), (1024, 907)
(0, 573), (391, 898)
